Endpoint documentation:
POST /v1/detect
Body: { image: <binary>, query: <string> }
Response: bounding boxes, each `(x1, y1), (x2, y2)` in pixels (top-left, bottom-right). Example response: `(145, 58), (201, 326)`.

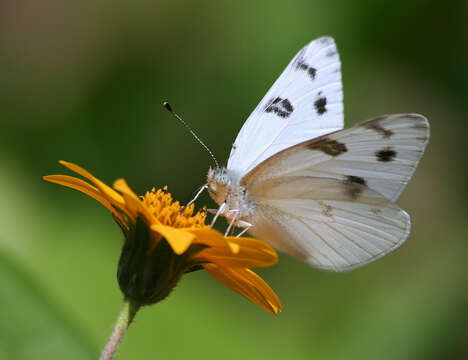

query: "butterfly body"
(207, 167), (254, 223)
(205, 37), (429, 272)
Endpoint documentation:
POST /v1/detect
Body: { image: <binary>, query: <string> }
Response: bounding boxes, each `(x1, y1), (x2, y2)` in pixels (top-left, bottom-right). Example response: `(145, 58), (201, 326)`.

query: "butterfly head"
(206, 167), (232, 205)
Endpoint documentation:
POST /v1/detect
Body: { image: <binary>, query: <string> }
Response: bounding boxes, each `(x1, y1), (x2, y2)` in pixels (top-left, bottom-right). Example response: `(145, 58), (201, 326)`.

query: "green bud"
(117, 217), (206, 306)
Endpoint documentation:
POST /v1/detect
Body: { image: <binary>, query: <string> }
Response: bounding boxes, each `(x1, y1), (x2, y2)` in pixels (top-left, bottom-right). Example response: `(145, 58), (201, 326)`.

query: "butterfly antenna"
(163, 102), (220, 168)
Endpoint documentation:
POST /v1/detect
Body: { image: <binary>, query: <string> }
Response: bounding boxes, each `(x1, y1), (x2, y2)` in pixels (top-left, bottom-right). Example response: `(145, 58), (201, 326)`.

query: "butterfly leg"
(183, 184), (207, 210)
(210, 202), (227, 227)
(224, 210), (240, 236)
(236, 221), (252, 237)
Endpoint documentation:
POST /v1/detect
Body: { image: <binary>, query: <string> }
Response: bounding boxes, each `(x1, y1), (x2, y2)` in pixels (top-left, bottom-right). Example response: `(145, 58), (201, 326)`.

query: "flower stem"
(99, 300), (140, 360)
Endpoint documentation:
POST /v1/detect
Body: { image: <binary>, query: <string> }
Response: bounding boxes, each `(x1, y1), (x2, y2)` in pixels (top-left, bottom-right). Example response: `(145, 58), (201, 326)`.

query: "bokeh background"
(1, 1), (467, 359)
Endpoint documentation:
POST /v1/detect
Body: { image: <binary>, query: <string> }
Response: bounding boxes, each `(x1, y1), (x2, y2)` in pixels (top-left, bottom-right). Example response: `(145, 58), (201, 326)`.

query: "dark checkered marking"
(265, 97), (294, 118)
(376, 147), (397, 162)
(307, 137), (347, 156)
(344, 175), (367, 199)
(363, 118), (394, 138)
(295, 58), (317, 79)
(314, 97), (327, 115)
(345, 175), (367, 187)
(326, 48), (337, 57)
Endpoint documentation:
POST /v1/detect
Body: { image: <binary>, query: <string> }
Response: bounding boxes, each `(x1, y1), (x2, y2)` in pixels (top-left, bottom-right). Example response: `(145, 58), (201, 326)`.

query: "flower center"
(141, 187), (206, 228)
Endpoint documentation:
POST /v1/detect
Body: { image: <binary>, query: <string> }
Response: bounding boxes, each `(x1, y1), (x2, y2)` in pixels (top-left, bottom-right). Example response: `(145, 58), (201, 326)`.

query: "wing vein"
(325, 222), (375, 256)
(296, 216), (352, 266)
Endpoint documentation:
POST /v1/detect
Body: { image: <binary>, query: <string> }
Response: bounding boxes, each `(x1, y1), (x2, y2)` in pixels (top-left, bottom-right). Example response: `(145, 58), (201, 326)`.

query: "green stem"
(99, 300), (140, 360)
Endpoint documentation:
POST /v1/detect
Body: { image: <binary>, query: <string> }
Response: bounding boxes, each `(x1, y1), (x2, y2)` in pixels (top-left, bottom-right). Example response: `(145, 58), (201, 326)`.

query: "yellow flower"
(44, 161), (281, 314)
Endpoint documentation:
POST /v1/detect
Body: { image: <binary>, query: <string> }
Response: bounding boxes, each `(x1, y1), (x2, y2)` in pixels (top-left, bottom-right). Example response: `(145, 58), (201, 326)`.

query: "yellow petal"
(224, 236), (278, 267)
(204, 264), (282, 315)
(151, 224), (195, 255)
(113, 178), (163, 226)
(195, 248), (277, 269)
(112, 179), (145, 219)
(227, 241), (240, 254)
(43, 175), (125, 223)
(187, 227), (236, 253)
(193, 235), (278, 269)
(59, 160), (125, 207)
(187, 227), (224, 243)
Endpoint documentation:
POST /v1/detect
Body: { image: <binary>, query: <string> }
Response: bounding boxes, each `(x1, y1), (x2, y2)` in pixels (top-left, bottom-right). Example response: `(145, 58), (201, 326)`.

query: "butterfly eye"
(215, 172), (230, 185)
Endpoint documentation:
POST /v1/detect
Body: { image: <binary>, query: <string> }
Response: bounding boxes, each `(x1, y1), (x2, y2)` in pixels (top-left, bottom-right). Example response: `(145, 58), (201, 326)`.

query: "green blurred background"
(1, 1), (467, 359)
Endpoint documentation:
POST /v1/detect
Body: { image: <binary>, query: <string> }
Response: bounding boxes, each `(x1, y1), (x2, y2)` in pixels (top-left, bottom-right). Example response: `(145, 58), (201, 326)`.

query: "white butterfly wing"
(248, 177), (410, 271)
(227, 37), (343, 178)
(241, 114), (429, 271)
(243, 114), (430, 202)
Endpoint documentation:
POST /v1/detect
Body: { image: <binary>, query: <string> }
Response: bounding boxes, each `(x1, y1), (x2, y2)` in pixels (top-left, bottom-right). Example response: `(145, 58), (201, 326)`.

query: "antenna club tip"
(162, 101), (173, 112)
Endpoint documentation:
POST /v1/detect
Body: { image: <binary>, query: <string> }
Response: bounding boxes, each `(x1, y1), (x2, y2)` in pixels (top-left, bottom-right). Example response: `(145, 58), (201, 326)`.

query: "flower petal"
(190, 232), (278, 269)
(43, 175), (125, 223)
(195, 244), (277, 269)
(204, 264), (282, 315)
(112, 178), (147, 220)
(43, 175), (110, 207)
(113, 178), (165, 226)
(227, 242), (240, 254)
(151, 224), (195, 255)
(59, 160), (125, 208)
(187, 227), (236, 253)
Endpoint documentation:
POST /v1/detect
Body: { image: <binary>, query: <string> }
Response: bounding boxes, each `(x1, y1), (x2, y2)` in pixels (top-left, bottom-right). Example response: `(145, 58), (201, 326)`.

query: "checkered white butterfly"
(198, 37), (428, 271)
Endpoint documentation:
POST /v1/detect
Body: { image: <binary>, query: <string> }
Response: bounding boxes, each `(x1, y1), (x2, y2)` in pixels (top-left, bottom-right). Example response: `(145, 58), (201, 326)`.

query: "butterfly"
(204, 36), (429, 272)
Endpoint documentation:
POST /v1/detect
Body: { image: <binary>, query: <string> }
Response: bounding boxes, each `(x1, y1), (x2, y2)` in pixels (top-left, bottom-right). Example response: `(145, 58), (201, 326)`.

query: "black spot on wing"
(281, 98), (293, 112)
(295, 58), (316, 79)
(344, 175), (367, 199)
(293, 49), (306, 67)
(376, 147), (397, 162)
(264, 97), (294, 118)
(345, 175), (367, 187)
(326, 48), (337, 57)
(314, 97), (327, 115)
(307, 137), (347, 156)
(318, 37), (333, 45)
(296, 59), (308, 71)
(308, 67), (317, 79)
(363, 118), (394, 138)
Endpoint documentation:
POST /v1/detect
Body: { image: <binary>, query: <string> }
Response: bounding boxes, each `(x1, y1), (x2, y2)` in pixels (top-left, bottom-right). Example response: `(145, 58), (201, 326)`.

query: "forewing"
(242, 114), (430, 202)
(248, 177), (410, 271)
(227, 37), (343, 178)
